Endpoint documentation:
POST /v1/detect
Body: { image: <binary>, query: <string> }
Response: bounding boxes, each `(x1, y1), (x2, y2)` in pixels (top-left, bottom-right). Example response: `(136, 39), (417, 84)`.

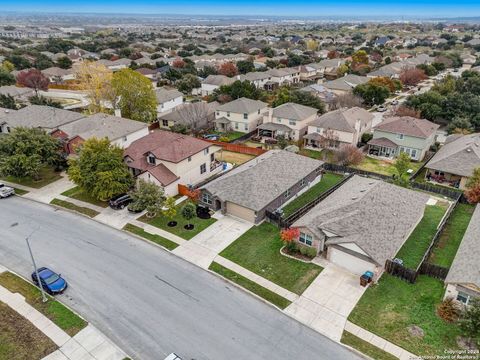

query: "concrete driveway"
(284, 263), (367, 342)
(173, 214), (252, 268)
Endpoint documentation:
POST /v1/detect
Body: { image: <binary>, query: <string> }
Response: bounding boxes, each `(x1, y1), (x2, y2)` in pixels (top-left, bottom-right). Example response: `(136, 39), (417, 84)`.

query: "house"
(199, 150), (324, 223)
(304, 107), (374, 150)
(237, 72), (272, 89)
(214, 97), (268, 133)
(291, 175), (429, 276)
(158, 101), (218, 130)
(322, 74), (369, 95)
(155, 88), (184, 115)
(424, 133), (480, 189)
(201, 75), (236, 96)
(444, 205), (480, 305)
(260, 102), (318, 141)
(41, 67), (75, 83)
(308, 59), (346, 78)
(124, 130), (222, 196)
(265, 68), (300, 89)
(367, 116), (439, 161)
(299, 84), (337, 109)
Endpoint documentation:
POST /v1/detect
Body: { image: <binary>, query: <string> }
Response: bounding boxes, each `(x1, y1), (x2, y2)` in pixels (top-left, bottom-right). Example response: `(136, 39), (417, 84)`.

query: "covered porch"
(424, 168), (463, 189)
(367, 137), (398, 159)
(213, 117), (231, 132)
(303, 132), (340, 151)
(256, 122), (293, 141)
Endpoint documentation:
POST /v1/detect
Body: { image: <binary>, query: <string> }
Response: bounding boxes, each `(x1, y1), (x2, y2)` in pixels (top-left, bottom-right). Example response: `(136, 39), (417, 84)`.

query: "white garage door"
(226, 202), (256, 223)
(328, 247), (376, 276)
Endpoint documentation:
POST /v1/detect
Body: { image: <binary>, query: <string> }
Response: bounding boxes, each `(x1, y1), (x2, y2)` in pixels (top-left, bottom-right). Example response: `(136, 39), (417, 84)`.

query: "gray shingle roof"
(375, 116), (439, 139)
(203, 75), (236, 86)
(216, 97), (267, 114)
(3, 105), (85, 130)
(310, 107), (373, 133)
(202, 150), (323, 211)
(445, 205), (480, 287)
(272, 102), (317, 120)
(292, 175), (429, 266)
(155, 88), (183, 104)
(426, 133), (480, 177)
(323, 74), (369, 91)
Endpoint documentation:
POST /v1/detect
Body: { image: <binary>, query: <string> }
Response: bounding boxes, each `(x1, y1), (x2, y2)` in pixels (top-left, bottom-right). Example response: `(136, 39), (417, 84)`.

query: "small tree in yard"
(181, 202), (197, 229)
(465, 168), (480, 204)
(393, 152), (411, 187)
(16, 69), (50, 95)
(129, 179), (165, 217)
(161, 196), (177, 222)
(459, 298), (480, 347)
(276, 135), (288, 149)
(218, 62), (238, 77)
(335, 145), (364, 166)
(399, 67), (428, 87)
(280, 227), (300, 252)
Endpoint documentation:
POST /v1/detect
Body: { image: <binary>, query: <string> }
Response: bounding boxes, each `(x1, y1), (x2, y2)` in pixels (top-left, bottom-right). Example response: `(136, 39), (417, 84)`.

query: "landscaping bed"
(138, 205), (216, 240)
(341, 331), (397, 360)
(348, 274), (463, 356)
(220, 222), (322, 295)
(0, 301), (58, 360)
(61, 186), (108, 208)
(394, 204), (448, 269)
(2, 167), (62, 189)
(281, 173), (344, 217)
(50, 198), (100, 218)
(0, 272), (87, 337)
(123, 223), (179, 251)
(209, 262), (291, 309)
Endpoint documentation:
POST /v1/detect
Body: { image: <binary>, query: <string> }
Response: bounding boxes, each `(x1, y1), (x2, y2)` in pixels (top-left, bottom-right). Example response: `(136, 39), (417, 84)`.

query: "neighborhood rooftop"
(374, 116), (439, 138)
(272, 102), (317, 120)
(310, 107), (373, 133)
(216, 97), (267, 113)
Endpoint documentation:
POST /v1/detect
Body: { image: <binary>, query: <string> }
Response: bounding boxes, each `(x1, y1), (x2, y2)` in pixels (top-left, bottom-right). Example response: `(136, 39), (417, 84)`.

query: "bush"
(361, 133), (373, 144)
(299, 246), (308, 256)
(306, 247), (317, 258)
(437, 297), (462, 322)
(335, 144), (364, 166)
(219, 136), (230, 142)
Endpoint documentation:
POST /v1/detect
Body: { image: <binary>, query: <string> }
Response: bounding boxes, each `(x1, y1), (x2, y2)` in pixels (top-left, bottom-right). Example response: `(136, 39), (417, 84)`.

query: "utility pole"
(25, 227), (47, 303)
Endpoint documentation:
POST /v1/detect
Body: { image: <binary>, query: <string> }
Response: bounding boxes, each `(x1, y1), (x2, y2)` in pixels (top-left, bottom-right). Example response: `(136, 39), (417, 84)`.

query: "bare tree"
(176, 102), (216, 133)
(330, 92), (364, 110)
(335, 144), (364, 166)
(318, 128), (340, 149)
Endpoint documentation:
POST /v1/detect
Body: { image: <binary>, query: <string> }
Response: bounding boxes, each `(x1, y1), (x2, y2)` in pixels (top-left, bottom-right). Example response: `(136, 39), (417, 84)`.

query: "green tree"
(67, 138), (132, 201)
(161, 196), (177, 221)
(353, 83), (390, 106)
(129, 179), (165, 217)
(236, 60), (255, 74)
(176, 73), (200, 94)
(272, 88), (326, 113)
(459, 298), (480, 346)
(0, 94), (17, 109)
(181, 202), (197, 227)
(112, 68), (157, 122)
(393, 152), (411, 187)
(56, 56), (73, 69)
(0, 67), (15, 86)
(211, 80), (266, 102)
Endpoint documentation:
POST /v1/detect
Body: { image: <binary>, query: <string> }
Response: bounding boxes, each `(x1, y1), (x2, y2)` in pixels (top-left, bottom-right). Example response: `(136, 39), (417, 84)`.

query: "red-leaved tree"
(218, 62), (238, 77)
(399, 67), (428, 87)
(17, 69), (49, 94)
(280, 227), (300, 243)
(172, 58), (185, 69)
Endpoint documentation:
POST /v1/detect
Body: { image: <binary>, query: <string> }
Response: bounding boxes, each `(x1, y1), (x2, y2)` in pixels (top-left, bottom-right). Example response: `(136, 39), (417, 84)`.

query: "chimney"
(114, 108), (122, 117)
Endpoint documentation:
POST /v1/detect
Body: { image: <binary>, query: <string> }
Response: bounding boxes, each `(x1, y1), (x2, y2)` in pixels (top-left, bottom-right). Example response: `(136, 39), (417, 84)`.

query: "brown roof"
(375, 116), (439, 139)
(147, 164), (179, 186)
(368, 137), (398, 148)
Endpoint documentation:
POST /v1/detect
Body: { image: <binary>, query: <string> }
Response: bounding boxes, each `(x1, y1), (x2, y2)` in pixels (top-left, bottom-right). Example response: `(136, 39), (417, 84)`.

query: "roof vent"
(352, 196), (358, 200)
(466, 148), (472, 153)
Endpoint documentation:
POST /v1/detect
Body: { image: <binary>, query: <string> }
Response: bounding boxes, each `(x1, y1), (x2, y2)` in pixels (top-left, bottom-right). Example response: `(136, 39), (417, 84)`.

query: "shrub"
(219, 136), (230, 142)
(437, 297), (462, 322)
(306, 247), (317, 258)
(335, 144), (364, 166)
(299, 246), (308, 256)
(361, 133), (373, 144)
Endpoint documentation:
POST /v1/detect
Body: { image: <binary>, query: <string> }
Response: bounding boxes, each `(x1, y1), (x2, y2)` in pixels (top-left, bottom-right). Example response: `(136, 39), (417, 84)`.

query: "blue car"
(31, 267), (67, 295)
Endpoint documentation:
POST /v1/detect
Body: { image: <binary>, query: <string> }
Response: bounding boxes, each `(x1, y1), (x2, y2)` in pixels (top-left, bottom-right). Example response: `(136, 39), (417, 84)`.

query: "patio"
(367, 137), (398, 159)
(255, 123), (293, 142)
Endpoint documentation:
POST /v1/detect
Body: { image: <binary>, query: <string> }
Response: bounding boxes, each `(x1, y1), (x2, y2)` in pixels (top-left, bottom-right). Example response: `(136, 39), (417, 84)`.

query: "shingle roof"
(3, 105), (84, 130)
(216, 97), (267, 114)
(323, 74), (369, 91)
(445, 205), (480, 288)
(155, 88), (183, 104)
(368, 137), (399, 148)
(375, 116), (439, 139)
(292, 175), (429, 266)
(310, 107), (373, 133)
(426, 133), (480, 177)
(272, 102), (318, 120)
(202, 150), (323, 211)
(0, 107), (16, 120)
(203, 74), (236, 86)
(147, 164), (179, 186)
(0, 85), (35, 98)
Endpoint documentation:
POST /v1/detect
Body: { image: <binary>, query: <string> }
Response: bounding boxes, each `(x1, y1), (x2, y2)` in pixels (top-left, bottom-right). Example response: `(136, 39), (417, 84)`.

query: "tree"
(77, 61), (114, 114)
(352, 50), (369, 67)
(0, 67), (15, 86)
(172, 58), (186, 69)
(34, 55), (54, 70)
(180, 202), (197, 228)
(276, 135), (288, 149)
(211, 80), (265, 102)
(176, 102), (213, 133)
(56, 56), (73, 69)
(331, 93), (364, 109)
(111, 68), (157, 122)
(67, 138), (133, 201)
(399, 67), (428, 87)
(280, 227), (300, 252)
(0, 94), (17, 109)
(217, 62), (238, 77)
(318, 128), (340, 148)
(161, 196), (177, 222)
(176, 73), (200, 94)
(236, 60), (255, 74)
(368, 76), (399, 93)
(1, 60), (15, 72)
(459, 298), (480, 346)
(128, 179), (165, 217)
(0, 127), (63, 180)
(29, 95), (62, 108)
(353, 83), (390, 106)
(272, 88), (325, 113)
(447, 117), (474, 134)
(394, 106), (421, 118)
(16, 69), (49, 95)
(465, 168), (480, 204)
(393, 152), (411, 187)
(6, 54), (31, 70)
(335, 145), (364, 166)
(336, 64), (350, 77)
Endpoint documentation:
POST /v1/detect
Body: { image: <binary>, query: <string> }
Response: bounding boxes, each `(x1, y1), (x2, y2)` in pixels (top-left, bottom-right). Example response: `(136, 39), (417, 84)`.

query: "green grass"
(299, 148), (324, 160)
(13, 187), (29, 195)
(348, 274), (462, 356)
(353, 156), (423, 177)
(213, 130), (245, 142)
(220, 222), (322, 295)
(61, 186), (108, 208)
(2, 167), (62, 189)
(50, 198), (100, 218)
(138, 204), (216, 240)
(341, 331), (398, 360)
(395, 204), (447, 269)
(429, 203), (475, 268)
(123, 223), (179, 250)
(209, 262), (291, 309)
(281, 173), (344, 217)
(0, 272), (87, 337)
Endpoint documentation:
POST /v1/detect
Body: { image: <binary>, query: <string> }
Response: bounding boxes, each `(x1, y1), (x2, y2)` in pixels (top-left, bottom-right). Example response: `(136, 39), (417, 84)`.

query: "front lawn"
(353, 156), (423, 177)
(61, 186), (108, 208)
(341, 331), (397, 360)
(348, 274), (463, 356)
(281, 173), (344, 217)
(138, 205), (217, 240)
(2, 166), (62, 189)
(394, 204), (447, 269)
(220, 222), (322, 295)
(50, 198), (100, 218)
(13, 187), (29, 196)
(209, 262), (291, 309)
(0, 301), (57, 360)
(0, 272), (87, 337)
(123, 223), (179, 251)
(429, 203), (475, 268)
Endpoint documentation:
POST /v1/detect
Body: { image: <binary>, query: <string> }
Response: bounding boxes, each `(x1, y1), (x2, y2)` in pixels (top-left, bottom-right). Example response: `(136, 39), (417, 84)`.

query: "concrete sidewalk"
(23, 176), (76, 204)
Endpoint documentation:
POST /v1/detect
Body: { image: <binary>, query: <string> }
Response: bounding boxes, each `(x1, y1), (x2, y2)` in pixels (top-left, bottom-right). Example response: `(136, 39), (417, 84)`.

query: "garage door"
(328, 247), (376, 276)
(226, 202), (256, 223)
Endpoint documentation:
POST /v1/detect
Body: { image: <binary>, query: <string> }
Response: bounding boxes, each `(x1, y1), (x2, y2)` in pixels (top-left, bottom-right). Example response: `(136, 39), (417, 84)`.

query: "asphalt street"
(0, 196), (362, 360)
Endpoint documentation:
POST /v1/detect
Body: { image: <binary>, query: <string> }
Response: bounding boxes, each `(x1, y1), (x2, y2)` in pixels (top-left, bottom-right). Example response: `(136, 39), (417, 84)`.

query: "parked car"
(31, 267), (67, 295)
(391, 99), (399, 106)
(376, 105), (387, 112)
(0, 183), (15, 198)
(109, 193), (132, 210)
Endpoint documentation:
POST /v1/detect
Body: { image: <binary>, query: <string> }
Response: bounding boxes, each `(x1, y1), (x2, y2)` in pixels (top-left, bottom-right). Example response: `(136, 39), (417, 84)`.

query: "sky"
(1, 0), (480, 18)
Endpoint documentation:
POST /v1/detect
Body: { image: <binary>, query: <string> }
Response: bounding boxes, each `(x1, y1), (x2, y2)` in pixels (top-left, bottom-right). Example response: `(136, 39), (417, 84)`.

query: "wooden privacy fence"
(322, 163), (392, 181)
(204, 140), (267, 156)
(385, 259), (418, 284)
(418, 262), (449, 281)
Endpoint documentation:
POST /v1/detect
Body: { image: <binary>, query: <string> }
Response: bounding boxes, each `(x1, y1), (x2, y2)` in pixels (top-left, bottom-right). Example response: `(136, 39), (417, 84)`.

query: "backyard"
(348, 274), (463, 356)
(2, 166), (62, 189)
(212, 130), (245, 142)
(281, 172), (344, 217)
(220, 222), (322, 295)
(353, 156), (423, 177)
(394, 203), (448, 269)
(138, 204), (217, 240)
(215, 150), (254, 165)
(61, 186), (108, 208)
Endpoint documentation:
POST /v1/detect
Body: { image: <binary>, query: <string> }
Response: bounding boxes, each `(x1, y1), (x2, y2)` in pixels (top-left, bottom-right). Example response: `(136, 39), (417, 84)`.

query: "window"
(161, 104), (164, 109)
(123, 136), (127, 142)
(235, 122), (239, 129)
(411, 149), (417, 159)
(147, 154), (156, 165)
(202, 193), (213, 205)
(457, 292), (470, 305)
(277, 118), (282, 123)
(316, 127), (321, 133)
(289, 120), (296, 126)
(200, 163), (206, 174)
(300, 178), (306, 186)
(284, 189), (290, 198)
(244, 123), (248, 131)
(216, 111), (219, 116)
(257, 109), (260, 114)
(162, 120), (169, 127)
(396, 133), (404, 140)
(204, 148), (209, 155)
(227, 111), (230, 117)
(243, 113), (248, 119)
(188, 156), (192, 162)
(299, 233), (313, 246)
(210, 153), (214, 162)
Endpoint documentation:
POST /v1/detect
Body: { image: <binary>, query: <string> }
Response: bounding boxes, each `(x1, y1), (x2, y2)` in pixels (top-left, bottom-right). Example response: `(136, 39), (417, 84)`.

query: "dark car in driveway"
(31, 267), (67, 295)
(109, 193), (132, 210)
